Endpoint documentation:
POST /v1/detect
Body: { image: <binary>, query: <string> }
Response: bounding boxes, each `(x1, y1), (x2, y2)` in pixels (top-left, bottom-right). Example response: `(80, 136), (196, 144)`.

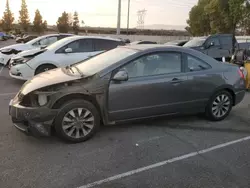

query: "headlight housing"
(13, 57), (33, 64)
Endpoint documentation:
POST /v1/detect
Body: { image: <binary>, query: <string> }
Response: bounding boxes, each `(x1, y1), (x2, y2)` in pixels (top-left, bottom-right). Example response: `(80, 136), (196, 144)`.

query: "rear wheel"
(54, 100), (100, 143)
(35, 64), (56, 75)
(205, 90), (233, 121)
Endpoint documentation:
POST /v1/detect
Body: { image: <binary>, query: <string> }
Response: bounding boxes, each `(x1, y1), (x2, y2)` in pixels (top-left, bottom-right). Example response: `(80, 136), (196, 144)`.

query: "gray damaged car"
(9, 45), (246, 143)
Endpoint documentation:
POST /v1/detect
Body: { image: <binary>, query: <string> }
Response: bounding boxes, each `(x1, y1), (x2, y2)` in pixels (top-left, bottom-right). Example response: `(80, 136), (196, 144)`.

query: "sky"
(0, 0), (198, 28)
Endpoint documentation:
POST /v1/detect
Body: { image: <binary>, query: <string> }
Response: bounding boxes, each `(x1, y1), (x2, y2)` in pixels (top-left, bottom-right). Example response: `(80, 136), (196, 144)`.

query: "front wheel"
(54, 100), (100, 143)
(35, 64), (56, 75)
(205, 90), (233, 121)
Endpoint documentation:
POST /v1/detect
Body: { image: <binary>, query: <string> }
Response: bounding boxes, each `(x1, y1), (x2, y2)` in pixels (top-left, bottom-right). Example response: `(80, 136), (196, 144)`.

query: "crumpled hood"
(0, 43), (33, 51)
(20, 68), (81, 95)
(12, 48), (46, 59)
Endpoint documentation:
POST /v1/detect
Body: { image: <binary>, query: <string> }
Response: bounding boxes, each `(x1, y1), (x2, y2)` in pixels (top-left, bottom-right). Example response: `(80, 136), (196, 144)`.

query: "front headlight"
(13, 57), (33, 64)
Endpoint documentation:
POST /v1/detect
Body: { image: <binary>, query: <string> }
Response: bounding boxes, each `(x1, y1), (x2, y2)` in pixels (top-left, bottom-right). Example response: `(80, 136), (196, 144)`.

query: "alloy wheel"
(211, 94), (231, 118)
(62, 108), (95, 139)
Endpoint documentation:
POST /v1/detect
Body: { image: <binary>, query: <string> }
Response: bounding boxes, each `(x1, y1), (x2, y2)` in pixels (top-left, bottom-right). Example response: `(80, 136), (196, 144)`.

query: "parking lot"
(0, 40), (250, 188)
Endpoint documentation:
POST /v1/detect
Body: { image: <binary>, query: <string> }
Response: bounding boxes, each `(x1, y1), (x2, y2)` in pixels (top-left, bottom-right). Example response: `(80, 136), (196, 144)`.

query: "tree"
(187, 0), (247, 37)
(19, 0), (30, 32)
(240, 1), (250, 34)
(33, 9), (43, 33)
(72, 11), (80, 34)
(1, 0), (15, 32)
(57, 11), (70, 33)
(42, 20), (48, 31)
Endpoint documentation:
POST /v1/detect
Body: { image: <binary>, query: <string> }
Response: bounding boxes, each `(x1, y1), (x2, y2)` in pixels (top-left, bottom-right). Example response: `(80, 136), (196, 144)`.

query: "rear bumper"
(234, 90), (245, 106)
(9, 100), (58, 136)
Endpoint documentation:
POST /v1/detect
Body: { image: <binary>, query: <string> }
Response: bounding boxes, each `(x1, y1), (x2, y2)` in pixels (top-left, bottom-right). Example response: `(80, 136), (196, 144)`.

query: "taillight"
(238, 68), (245, 79)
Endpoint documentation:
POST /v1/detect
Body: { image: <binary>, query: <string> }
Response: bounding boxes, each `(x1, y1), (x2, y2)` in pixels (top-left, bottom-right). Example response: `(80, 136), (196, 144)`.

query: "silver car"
(9, 45), (246, 143)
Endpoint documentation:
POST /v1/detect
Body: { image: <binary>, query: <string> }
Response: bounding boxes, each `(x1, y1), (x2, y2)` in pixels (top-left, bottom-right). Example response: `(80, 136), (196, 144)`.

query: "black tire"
(35, 64), (56, 75)
(205, 90), (233, 121)
(54, 100), (100, 143)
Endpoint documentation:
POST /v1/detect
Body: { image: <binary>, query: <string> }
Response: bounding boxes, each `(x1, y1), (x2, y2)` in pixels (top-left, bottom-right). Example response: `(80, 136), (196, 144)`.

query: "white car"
(0, 33), (73, 66)
(9, 36), (125, 80)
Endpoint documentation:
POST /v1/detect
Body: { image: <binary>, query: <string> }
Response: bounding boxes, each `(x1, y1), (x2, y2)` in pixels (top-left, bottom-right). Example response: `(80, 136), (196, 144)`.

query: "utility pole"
(127, 0), (130, 35)
(117, 0), (121, 35)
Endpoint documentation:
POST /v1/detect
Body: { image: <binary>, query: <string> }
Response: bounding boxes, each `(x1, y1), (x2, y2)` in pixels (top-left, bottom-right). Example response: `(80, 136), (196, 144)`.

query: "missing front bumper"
(9, 100), (58, 137)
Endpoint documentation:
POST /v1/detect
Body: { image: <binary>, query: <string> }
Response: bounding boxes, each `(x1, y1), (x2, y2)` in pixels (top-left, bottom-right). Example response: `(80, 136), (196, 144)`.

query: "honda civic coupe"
(0, 33), (73, 66)
(9, 36), (125, 80)
(9, 45), (246, 143)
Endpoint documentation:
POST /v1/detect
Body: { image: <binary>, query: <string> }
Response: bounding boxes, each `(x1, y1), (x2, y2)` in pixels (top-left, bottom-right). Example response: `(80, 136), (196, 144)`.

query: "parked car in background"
(0, 32), (8, 41)
(16, 35), (38, 43)
(183, 34), (250, 61)
(9, 36), (125, 80)
(9, 45), (246, 142)
(129, 40), (157, 45)
(0, 33), (73, 66)
(165, 39), (189, 46)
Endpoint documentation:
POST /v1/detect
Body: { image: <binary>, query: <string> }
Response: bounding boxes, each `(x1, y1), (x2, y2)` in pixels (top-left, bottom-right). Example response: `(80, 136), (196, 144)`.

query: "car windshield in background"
(183, 38), (206, 47)
(74, 47), (137, 76)
(26, 35), (45, 45)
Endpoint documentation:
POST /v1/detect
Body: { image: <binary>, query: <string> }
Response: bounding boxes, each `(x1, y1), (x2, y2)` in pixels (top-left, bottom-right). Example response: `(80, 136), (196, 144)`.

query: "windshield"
(74, 47), (137, 76)
(46, 37), (72, 50)
(183, 38), (206, 47)
(26, 35), (47, 45)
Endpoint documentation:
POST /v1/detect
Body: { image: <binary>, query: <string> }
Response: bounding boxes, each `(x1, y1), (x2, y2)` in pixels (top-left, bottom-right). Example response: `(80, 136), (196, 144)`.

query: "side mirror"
(112, 70), (128, 82)
(65, 48), (73, 53)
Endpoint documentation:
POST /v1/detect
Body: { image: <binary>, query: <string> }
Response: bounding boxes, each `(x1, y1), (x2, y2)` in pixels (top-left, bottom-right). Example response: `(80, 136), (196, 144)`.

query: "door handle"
(171, 78), (184, 83)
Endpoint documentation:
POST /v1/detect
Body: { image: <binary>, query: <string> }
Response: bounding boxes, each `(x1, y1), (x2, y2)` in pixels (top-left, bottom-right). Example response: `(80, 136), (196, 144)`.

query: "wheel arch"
(35, 63), (58, 75)
(51, 93), (102, 118)
(211, 85), (236, 106)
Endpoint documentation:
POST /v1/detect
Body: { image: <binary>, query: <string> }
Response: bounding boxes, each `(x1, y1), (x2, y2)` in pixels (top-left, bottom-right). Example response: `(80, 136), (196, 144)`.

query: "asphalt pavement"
(0, 40), (250, 188)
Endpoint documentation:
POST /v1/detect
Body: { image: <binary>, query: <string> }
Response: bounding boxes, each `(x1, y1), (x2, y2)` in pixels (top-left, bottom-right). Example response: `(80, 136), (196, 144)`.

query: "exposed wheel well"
(35, 63), (57, 75)
(52, 93), (101, 115)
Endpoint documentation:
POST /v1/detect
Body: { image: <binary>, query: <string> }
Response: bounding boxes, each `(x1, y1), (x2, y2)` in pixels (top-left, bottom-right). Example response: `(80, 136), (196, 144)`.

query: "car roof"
(64, 35), (122, 42)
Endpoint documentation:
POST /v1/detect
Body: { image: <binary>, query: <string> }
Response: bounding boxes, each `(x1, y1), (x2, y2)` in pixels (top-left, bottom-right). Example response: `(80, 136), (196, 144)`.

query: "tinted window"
(57, 39), (93, 53)
(93, 39), (120, 51)
(122, 52), (182, 78)
(186, 55), (211, 72)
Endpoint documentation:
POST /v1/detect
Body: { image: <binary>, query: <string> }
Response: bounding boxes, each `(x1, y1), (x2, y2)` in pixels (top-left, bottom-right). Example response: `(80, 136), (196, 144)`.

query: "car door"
(54, 39), (94, 67)
(108, 51), (189, 121)
(182, 53), (215, 111)
(205, 37), (228, 60)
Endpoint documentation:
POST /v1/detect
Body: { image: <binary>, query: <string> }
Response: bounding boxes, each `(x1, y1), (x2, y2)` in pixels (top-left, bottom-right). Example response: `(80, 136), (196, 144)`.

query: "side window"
(79, 39), (93, 52)
(206, 37), (220, 47)
(56, 39), (93, 53)
(93, 39), (119, 51)
(186, 55), (211, 72)
(122, 52), (182, 78)
(220, 36), (232, 49)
